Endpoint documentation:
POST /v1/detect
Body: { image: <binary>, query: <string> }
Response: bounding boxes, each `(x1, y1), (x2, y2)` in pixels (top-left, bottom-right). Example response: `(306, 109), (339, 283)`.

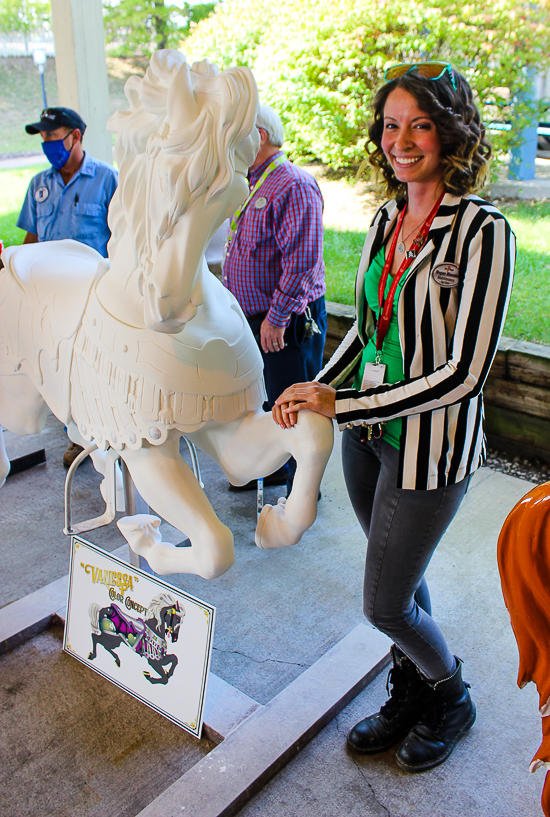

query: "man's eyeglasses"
(384, 62), (457, 91)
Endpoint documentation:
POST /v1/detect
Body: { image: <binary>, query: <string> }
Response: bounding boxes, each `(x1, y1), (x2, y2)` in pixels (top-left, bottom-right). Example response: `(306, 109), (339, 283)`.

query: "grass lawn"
(0, 164), (47, 245)
(0, 56), (148, 156)
(0, 58), (60, 155)
(323, 228), (364, 305)
(498, 201), (550, 345)
(1, 162), (549, 345)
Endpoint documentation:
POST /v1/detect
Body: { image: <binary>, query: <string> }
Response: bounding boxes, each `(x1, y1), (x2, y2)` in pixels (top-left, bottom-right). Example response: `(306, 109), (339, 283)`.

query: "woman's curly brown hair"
(367, 67), (492, 198)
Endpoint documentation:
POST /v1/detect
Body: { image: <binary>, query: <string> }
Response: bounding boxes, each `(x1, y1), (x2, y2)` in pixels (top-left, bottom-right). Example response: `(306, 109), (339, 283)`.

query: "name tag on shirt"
(361, 362), (386, 390)
(432, 263), (460, 287)
(35, 186), (49, 202)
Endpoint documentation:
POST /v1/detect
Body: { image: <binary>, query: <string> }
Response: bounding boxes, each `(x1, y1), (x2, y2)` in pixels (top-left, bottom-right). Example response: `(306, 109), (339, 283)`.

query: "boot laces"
(380, 666), (411, 719)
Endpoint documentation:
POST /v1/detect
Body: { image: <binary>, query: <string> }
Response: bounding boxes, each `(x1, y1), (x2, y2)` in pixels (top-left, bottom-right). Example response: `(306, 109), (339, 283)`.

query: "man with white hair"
(223, 105), (326, 491)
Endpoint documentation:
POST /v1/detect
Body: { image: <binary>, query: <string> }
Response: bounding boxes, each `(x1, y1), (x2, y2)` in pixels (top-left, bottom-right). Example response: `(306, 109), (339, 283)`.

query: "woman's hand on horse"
(272, 382), (337, 428)
(272, 400), (298, 429)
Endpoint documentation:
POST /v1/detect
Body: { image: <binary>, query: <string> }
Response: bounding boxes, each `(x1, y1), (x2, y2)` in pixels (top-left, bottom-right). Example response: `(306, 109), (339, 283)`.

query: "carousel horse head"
(146, 591), (185, 643)
(498, 481), (550, 817)
(108, 49), (260, 333)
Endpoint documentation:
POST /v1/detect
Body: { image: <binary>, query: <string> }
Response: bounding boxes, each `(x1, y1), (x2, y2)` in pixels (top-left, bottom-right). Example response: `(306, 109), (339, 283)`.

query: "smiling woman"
(381, 89), (443, 190)
(274, 63), (515, 776)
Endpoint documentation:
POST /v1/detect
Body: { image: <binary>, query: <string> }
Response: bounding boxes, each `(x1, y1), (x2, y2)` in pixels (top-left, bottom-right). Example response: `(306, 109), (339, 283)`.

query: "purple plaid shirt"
(222, 152), (325, 328)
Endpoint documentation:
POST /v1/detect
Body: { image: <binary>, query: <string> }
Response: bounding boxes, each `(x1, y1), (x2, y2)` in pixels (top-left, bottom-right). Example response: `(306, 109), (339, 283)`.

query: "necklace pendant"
(397, 241), (405, 254)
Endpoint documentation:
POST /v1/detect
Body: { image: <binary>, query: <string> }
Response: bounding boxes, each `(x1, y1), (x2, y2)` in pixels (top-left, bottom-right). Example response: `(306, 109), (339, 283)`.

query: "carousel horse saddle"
(4, 239), (108, 341)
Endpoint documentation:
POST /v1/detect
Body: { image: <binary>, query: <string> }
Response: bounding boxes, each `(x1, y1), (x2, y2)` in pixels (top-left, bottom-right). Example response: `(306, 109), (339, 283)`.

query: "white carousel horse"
(0, 50), (334, 579)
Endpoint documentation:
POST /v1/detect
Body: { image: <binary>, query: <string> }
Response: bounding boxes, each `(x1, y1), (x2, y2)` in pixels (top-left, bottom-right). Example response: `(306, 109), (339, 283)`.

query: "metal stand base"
(62, 437), (202, 567)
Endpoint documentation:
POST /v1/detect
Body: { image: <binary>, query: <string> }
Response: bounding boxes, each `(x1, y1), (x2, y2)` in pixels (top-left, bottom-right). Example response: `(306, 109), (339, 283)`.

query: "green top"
(353, 246), (406, 450)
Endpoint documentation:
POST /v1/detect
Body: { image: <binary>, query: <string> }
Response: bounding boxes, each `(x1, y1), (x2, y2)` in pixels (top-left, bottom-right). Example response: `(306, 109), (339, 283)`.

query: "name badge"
(432, 263), (460, 287)
(35, 186), (49, 202)
(361, 362), (386, 391)
(254, 196), (267, 209)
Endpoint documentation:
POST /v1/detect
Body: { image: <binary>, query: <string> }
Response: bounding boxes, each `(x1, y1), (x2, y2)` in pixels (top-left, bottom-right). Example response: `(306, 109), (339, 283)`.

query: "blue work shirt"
(17, 153), (118, 257)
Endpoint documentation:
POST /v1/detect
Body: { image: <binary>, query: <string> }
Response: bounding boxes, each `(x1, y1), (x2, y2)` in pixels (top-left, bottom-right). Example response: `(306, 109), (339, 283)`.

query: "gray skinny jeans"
(342, 426), (470, 681)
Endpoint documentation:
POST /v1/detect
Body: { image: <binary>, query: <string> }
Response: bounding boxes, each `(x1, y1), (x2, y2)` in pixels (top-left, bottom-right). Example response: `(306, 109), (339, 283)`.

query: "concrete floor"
(0, 415), (545, 816)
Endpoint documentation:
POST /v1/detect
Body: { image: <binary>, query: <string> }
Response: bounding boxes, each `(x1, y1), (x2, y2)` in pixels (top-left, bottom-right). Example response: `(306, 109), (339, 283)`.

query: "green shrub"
(186, 0), (550, 169)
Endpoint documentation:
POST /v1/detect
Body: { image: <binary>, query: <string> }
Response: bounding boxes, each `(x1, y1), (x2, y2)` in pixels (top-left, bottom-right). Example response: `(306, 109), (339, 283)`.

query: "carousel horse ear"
(123, 75), (143, 111)
(168, 61), (199, 131)
(191, 58), (219, 78)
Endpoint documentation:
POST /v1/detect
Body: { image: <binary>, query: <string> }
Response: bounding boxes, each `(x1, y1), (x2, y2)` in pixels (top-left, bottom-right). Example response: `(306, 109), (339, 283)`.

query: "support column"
(50, 0), (112, 164)
(509, 73), (538, 182)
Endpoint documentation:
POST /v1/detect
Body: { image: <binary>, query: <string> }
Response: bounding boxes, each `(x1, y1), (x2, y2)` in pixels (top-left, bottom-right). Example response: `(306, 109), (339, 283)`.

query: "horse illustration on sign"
(87, 591), (184, 685)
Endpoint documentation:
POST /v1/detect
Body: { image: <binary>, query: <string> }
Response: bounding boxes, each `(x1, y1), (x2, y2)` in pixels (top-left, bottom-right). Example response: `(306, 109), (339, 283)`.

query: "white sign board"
(63, 536), (215, 738)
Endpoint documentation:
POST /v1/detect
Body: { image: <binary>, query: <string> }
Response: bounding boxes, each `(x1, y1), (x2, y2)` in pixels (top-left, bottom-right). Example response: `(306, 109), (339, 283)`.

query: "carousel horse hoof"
(117, 513), (163, 557)
(255, 498), (301, 550)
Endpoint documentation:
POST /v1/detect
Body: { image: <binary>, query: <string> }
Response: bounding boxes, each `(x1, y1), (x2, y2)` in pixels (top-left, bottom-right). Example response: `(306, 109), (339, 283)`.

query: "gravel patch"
(485, 448), (549, 485)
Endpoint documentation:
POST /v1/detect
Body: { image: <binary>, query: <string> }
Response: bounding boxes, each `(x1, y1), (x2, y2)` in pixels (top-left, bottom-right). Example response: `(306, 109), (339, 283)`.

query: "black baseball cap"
(25, 107), (87, 135)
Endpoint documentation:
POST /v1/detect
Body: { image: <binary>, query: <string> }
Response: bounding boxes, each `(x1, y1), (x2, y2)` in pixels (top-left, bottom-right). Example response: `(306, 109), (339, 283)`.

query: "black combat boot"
(396, 657), (476, 772)
(347, 645), (428, 754)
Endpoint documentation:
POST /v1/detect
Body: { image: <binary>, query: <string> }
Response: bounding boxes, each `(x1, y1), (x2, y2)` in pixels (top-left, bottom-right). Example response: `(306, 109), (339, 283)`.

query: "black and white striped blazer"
(317, 192), (516, 490)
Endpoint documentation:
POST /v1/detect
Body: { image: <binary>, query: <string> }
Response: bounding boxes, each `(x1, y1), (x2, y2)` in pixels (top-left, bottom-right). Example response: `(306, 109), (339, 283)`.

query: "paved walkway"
(0, 415), (545, 817)
(0, 152), (46, 169)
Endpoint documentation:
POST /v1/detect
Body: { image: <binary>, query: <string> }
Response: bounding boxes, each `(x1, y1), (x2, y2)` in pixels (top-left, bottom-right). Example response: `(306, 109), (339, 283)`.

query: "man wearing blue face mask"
(17, 107), (118, 259)
(17, 107), (118, 466)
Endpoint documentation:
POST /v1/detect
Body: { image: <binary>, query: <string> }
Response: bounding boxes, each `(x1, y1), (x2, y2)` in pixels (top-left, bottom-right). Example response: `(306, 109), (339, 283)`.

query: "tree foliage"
(103, 0), (216, 55)
(0, 0), (50, 37)
(185, 0), (550, 169)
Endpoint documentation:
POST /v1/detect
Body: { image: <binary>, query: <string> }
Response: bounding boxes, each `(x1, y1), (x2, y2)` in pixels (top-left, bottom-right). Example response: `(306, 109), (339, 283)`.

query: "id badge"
(360, 361), (386, 390)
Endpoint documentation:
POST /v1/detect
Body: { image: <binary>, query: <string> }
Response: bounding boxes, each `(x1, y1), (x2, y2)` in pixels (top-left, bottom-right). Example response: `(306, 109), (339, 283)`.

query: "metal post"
(32, 49), (48, 109)
(39, 69), (47, 108)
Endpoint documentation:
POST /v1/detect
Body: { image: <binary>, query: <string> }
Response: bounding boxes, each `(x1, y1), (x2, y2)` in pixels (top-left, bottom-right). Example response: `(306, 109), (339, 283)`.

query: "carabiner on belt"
(359, 422), (384, 443)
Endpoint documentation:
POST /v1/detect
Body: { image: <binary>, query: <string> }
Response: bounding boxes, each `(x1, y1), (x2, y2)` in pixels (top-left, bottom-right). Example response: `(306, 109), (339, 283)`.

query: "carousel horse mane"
(146, 592), (184, 627)
(107, 49), (258, 267)
(497, 481), (550, 816)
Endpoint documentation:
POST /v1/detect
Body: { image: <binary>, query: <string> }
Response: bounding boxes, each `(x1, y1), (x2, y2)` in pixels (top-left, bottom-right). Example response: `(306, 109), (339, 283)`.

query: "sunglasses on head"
(384, 61), (457, 91)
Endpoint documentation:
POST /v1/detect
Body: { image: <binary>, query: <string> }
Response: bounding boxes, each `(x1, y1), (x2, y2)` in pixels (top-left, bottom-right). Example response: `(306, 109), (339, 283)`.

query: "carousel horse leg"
(117, 432), (234, 579)
(255, 411), (334, 549)
(190, 409), (334, 550)
(0, 375), (49, 486)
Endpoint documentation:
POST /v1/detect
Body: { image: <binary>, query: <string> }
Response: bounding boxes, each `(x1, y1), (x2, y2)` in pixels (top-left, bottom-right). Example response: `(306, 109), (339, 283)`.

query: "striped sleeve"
(316, 321), (364, 386)
(334, 212), (515, 428)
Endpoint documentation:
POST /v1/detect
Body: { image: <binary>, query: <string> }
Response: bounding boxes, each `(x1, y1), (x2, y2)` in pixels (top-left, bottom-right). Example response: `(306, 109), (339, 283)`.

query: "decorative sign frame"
(63, 536), (215, 738)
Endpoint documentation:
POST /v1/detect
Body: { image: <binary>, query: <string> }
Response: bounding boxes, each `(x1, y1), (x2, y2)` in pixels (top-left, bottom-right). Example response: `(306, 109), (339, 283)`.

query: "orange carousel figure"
(498, 481), (550, 817)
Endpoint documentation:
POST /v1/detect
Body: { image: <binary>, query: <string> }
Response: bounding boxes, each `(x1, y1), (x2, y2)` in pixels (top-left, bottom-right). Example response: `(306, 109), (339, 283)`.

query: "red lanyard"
(376, 193), (444, 355)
